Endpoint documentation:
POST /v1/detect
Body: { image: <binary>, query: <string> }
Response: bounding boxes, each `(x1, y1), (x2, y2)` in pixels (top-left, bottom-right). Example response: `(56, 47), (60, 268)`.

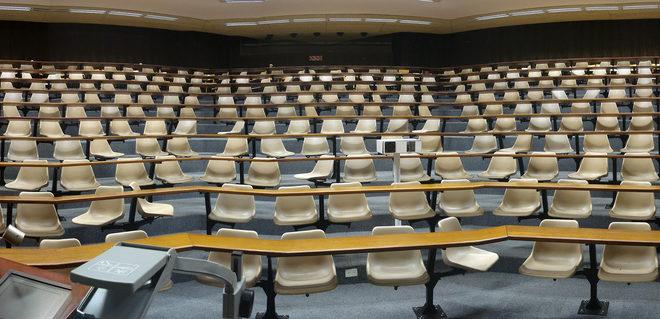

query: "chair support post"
(204, 192), (212, 235)
(255, 257), (288, 319)
(4, 203), (13, 248)
(578, 244), (608, 316)
(540, 189), (549, 218)
(50, 167), (59, 194)
(412, 248), (447, 319)
(239, 161), (245, 184)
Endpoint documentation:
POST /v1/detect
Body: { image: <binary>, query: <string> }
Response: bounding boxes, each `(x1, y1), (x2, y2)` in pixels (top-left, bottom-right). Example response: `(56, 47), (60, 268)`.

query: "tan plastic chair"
(105, 230), (148, 243)
(40, 238), (81, 248)
(4, 120), (31, 137)
(438, 217), (498, 271)
(352, 119), (377, 133)
(129, 183), (174, 218)
(620, 153), (659, 182)
(513, 103), (533, 115)
(143, 120), (167, 136)
(110, 120), (138, 136)
(567, 152), (608, 180)
(367, 226), (429, 286)
(598, 222), (658, 282)
(5, 159), (49, 191)
(526, 117), (552, 132)
(465, 135), (497, 154)
(136, 138), (168, 158)
(500, 134), (532, 153)
(460, 105), (479, 117)
(438, 180), (484, 217)
(197, 229), (262, 288)
(327, 182), (372, 223)
(285, 120), (310, 135)
(275, 229), (337, 295)
(15, 192), (64, 238)
(388, 182), (436, 221)
(166, 137), (198, 157)
(492, 117), (516, 132)
(343, 155), (377, 183)
(250, 120), (276, 135)
(540, 103), (561, 114)
(294, 155), (334, 182)
(543, 134), (574, 153)
(72, 186), (125, 226)
(220, 138), (249, 157)
(53, 140), (86, 161)
(115, 158), (154, 187)
(155, 155), (193, 184)
(209, 184), (255, 224)
(628, 116), (654, 131)
(559, 116), (584, 132)
(90, 139), (123, 160)
(173, 120), (197, 135)
(548, 179), (592, 219)
(571, 103), (591, 114)
(478, 151), (517, 180)
(274, 185), (318, 226)
(493, 178), (541, 216)
(78, 120), (105, 137)
(399, 156), (430, 182)
(521, 152), (559, 181)
(419, 135), (443, 153)
(7, 140), (38, 161)
(413, 119), (440, 133)
(320, 120), (345, 134)
(519, 219), (582, 278)
(434, 152), (470, 179)
(340, 136), (369, 155)
(260, 138), (294, 158)
(463, 118), (487, 133)
(246, 159), (281, 187)
(621, 134), (654, 153)
(583, 134), (613, 153)
(60, 160), (100, 191)
(218, 121), (245, 135)
(200, 157), (236, 184)
(609, 181), (656, 220)
(300, 137), (329, 156)
(385, 119), (410, 133)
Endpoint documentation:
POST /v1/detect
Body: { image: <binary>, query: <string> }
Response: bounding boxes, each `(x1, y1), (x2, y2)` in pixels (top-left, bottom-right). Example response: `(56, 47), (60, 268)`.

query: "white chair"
(567, 152), (608, 181)
(434, 152), (470, 179)
(294, 155), (334, 182)
(5, 160), (49, 191)
(620, 153), (659, 182)
(208, 184), (255, 225)
(245, 159), (281, 187)
(197, 229), (262, 288)
(154, 155), (193, 184)
(388, 182), (436, 221)
(200, 157), (236, 184)
(60, 160), (100, 191)
(519, 219), (582, 278)
(327, 182), (372, 223)
(115, 158), (154, 187)
(274, 185), (318, 226)
(343, 155), (377, 183)
(609, 181), (656, 221)
(72, 186), (124, 226)
(478, 152), (517, 180)
(548, 179), (592, 219)
(260, 138), (294, 158)
(598, 222), (658, 282)
(438, 179), (484, 217)
(438, 217), (498, 271)
(367, 226), (429, 286)
(493, 179), (541, 217)
(15, 192), (64, 238)
(7, 140), (38, 161)
(53, 140), (86, 161)
(521, 152), (559, 181)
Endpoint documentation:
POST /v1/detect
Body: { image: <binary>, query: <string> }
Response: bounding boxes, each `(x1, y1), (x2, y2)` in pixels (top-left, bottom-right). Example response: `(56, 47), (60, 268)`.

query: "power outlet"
(345, 268), (358, 278)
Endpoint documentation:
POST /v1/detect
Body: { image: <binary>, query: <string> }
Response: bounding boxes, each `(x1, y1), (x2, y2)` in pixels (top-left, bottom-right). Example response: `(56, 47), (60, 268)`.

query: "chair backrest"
(115, 158), (151, 186)
(246, 159), (281, 186)
(143, 120), (167, 135)
(11, 159), (49, 188)
(439, 179), (479, 210)
(105, 230), (148, 243)
(467, 135), (497, 153)
(343, 155), (376, 182)
(368, 225), (424, 269)
(87, 186), (124, 220)
(420, 135), (443, 153)
(53, 140), (85, 160)
(552, 179), (591, 210)
(15, 192), (63, 236)
(215, 184), (255, 216)
(166, 137), (196, 156)
(399, 156), (427, 181)
(525, 152), (558, 180)
(61, 159), (99, 189)
(499, 178), (540, 209)
(354, 119), (377, 133)
(136, 138), (165, 157)
(286, 120), (310, 134)
(301, 137), (329, 155)
(222, 138), (248, 156)
(278, 229), (335, 281)
(328, 182), (369, 213)
(340, 136), (369, 155)
(583, 134), (613, 153)
(621, 153), (659, 182)
(434, 152), (469, 179)
(543, 134), (574, 153)
(531, 219), (582, 262)
(320, 119), (344, 134)
(260, 138), (290, 156)
(602, 222), (657, 274)
(483, 152), (517, 176)
(202, 157), (236, 182)
(155, 155), (187, 179)
(611, 181), (655, 216)
(385, 119), (410, 133)
(575, 152), (608, 176)
(274, 185), (317, 221)
(39, 238), (81, 248)
(622, 134), (654, 153)
(308, 155), (334, 176)
(464, 118), (487, 132)
(389, 181), (431, 214)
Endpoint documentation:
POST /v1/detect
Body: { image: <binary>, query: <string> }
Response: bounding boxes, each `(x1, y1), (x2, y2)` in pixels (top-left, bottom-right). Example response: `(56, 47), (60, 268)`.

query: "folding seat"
(463, 118), (487, 133)
(492, 178), (541, 216)
(628, 116), (654, 131)
(251, 120), (276, 135)
(352, 119), (377, 133)
(7, 140), (38, 161)
(294, 155), (334, 182)
(343, 155), (377, 183)
(543, 134), (574, 153)
(320, 119), (345, 134)
(136, 138), (168, 157)
(275, 229), (337, 294)
(101, 104), (121, 118)
(455, 93), (472, 104)
(115, 158), (153, 187)
(276, 105), (297, 118)
(84, 93), (102, 105)
(399, 155), (430, 182)
(466, 135), (497, 154)
(620, 153), (659, 182)
(609, 181), (655, 221)
(126, 105), (146, 118)
(567, 152), (608, 181)
(437, 179), (483, 217)
(437, 217), (498, 270)
(434, 152), (470, 179)
(65, 106), (87, 119)
(634, 87), (653, 98)
(217, 96), (238, 118)
(598, 222), (659, 282)
(419, 136), (441, 155)
(60, 159), (100, 191)
(513, 103), (533, 115)
(260, 137), (294, 158)
(5, 160), (49, 191)
(285, 120), (310, 135)
(78, 120), (105, 137)
(143, 120), (167, 136)
(526, 116), (552, 132)
(30, 93), (49, 104)
(478, 151), (517, 180)
(327, 182), (372, 223)
(502, 91), (520, 102)
(4, 120), (31, 137)
(632, 101), (653, 113)
(200, 157), (236, 184)
(155, 155), (193, 184)
(388, 181), (436, 221)
(217, 121), (245, 135)
(583, 134), (613, 153)
(173, 119), (197, 135)
(526, 90), (544, 100)
(274, 185), (318, 226)
(470, 83), (486, 91)
(165, 137), (197, 157)
(491, 117), (516, 132)
(519, 219), (582, 278)
(220, 138), (248, 156)
(570, 102), (590, 114)
(620, 134), (654, 153)
(197, 229), (262, 288)
(340, 136), (369, 155)
(246, 159), (281, 187)
(15, 192), (64, 238)
(53, 140), (86, 160)
(208, 183), (255, 224)
(607, 89), (626, 99)
(300, 137), (329, 156)
(540, 103), (561, 114)
(158, 95), (179, 117)
(72, 186), (125, 226)
(548, 179), (592, 219)
(513, 80), (530, 89)
(39, 120), (68, 138)
(366, 226), (429, 287)
(558, 116), (583, 132)
(521, 152), (558, 181)
(595, 115), (620, 132)
(582, 88), (601, 99)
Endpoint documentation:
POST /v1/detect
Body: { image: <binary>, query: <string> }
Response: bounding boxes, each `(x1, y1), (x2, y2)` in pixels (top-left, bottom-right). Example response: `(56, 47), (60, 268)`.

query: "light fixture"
(365, 18), (398, 23)
(329, 17), (362, 22)
(292, 18), (326, 23)
(257, 19), (289, 25)
(509, 10), (544, 16)
(475, 14), (509, 21)
(622, 4), (659, 10)
(0, 5), (31, 11)
(399, 19), (432, 25)
(69, 8), (106, 14)
(145, 14), (178, 21)
(108, 11), (143, 17)
(225, 21), (258, 26)
(546, 7), (582, 13)
(585, 6), (619, 11)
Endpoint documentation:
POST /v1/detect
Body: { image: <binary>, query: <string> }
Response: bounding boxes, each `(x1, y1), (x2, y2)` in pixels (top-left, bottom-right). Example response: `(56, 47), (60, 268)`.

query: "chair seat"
(5, 179), (48, 191)
(16, 221), (64, 238)
(521, 172), (556, 182)
(158, 175), (194, 184)
(609, 207), (655, 221)
(263, 150), (295, 158)
(599, 265), (658, 283)
(390, 207), (436, 221)
(567, 171), (607, 180)
(275, 264), (337, 295)
(493, 203), (540, 217)
(294, 173), (329, 181)
(343, 175), (377, 183)
(400, 173), (431, 182)
(209, 209), (254, 223)
(61, 181), (101, 192)
(245, 177), (279, 188)
(197, 265), (261, 288)
(118, 177), (154, 187)
(368, 263), (429, 286)
(138, 201), (174, 218)
(478, 171), (515, 180)
(439, 205), (484, 217)
(443, 247), (499, 271)
(199, 174), (235, 184)
(92, 151), (124, 160)
(327, 207), (372, 223)
(169, 150), (198, 157)
(519, 256), (582, 279)
(548, 206), (591, 219)
(273, 211), (318, 226)
(71, 211), (122, 226)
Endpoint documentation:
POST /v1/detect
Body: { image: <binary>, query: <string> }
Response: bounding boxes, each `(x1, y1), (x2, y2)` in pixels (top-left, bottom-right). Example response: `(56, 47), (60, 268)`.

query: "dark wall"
(0, 19), (658, 68)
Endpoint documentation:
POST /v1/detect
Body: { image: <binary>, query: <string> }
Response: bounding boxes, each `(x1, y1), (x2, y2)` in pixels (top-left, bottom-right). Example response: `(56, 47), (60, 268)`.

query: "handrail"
(1, 225), (659, 267)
